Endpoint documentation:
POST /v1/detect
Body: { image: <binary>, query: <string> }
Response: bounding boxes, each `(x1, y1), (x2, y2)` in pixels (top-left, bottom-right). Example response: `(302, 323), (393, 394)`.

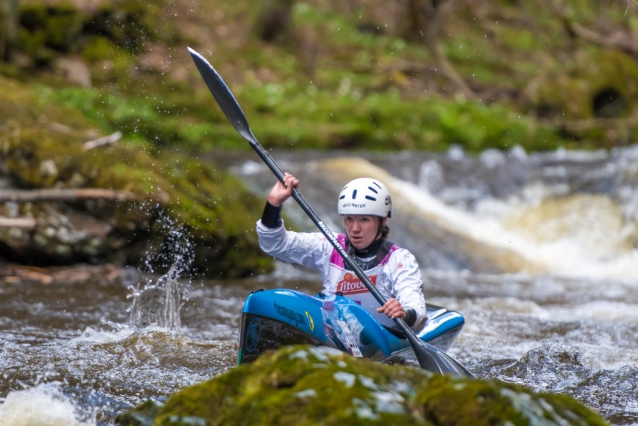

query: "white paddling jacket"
(256, 220), (427, 331)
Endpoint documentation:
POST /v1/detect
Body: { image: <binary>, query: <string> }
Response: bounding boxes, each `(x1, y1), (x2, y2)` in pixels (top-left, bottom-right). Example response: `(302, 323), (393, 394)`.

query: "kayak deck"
(238, 289), (464, 365)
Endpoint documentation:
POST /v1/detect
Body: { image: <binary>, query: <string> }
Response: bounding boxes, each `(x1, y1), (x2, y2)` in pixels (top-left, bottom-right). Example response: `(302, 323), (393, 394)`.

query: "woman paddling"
(257, 173), (427, 331)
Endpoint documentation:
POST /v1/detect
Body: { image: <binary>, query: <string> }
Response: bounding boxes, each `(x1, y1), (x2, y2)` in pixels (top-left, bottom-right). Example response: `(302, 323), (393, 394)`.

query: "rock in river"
(116, 345), (608, 426)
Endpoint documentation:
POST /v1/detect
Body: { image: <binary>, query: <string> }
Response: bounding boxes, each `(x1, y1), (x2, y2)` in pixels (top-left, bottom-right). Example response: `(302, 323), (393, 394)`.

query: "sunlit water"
(2, 146), (638, 424)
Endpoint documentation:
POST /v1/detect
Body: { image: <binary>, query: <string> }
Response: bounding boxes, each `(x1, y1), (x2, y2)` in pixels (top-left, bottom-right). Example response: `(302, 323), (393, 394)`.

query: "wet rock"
(116, 345), (608, 426)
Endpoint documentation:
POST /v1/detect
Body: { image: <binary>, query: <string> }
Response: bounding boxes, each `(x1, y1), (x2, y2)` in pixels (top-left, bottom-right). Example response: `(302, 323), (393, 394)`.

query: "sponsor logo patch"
(273, 302), (306, 327)
(336, 273), (377, 295)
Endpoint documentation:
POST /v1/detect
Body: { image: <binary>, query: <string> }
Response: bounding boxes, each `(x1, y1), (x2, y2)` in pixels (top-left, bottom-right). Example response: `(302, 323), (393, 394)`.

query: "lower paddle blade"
(410, 335), (474, 378)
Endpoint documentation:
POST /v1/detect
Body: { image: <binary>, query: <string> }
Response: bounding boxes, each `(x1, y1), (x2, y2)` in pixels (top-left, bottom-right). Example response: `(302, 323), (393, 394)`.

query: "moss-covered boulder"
(116, 345), (608, 426)
(0, 75), (272, 277)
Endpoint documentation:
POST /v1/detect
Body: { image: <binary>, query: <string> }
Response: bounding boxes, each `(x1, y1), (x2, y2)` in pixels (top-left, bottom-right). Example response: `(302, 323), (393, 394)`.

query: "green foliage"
(229, 79), (559, 151)
(45, 70), (559, 152)
(116, 345), (609, 426)
(16, 3), (87, 63)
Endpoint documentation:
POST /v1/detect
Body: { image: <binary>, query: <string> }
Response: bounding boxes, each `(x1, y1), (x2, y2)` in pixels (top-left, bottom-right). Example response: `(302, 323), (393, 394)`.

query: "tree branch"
(566, 21), (638, 60)
(550, 0), (638, 60)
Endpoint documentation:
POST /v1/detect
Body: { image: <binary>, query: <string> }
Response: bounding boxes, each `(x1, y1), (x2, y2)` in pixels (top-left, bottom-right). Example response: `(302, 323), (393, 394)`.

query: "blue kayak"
(238, 289), (465, 365)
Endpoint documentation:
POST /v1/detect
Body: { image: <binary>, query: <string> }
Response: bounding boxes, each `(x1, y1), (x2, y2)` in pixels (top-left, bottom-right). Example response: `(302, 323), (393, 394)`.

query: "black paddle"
(188, 47), (473, 377)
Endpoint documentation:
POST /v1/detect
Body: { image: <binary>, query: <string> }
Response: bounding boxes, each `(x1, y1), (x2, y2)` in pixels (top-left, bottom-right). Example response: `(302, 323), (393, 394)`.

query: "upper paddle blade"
(188, 47), (258, 146)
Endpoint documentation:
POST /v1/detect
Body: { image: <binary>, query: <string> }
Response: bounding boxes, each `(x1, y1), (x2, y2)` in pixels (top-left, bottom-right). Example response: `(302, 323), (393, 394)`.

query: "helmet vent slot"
(368, 186), (378, 194)
(339, 195), (346, 199)
(365, 196), (376, 201)
(352, 189), (357, 199)
(372, 182), (382, 189)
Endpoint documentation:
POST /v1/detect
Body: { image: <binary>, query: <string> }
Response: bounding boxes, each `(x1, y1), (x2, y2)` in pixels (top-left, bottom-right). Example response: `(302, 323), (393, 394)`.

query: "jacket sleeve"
(386, 249), (427, 331)
(256, 219), (333, 273)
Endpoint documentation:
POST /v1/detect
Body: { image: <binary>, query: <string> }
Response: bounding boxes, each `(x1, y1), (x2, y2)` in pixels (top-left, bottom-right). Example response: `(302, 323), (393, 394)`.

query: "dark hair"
(377, 217), (390, 239)
(379, 221), (390, 239)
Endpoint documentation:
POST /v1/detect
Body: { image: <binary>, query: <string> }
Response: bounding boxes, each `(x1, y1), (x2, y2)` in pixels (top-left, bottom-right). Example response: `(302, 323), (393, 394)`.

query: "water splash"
(128, 265), (187, 330)
(128, 214), (194, 331)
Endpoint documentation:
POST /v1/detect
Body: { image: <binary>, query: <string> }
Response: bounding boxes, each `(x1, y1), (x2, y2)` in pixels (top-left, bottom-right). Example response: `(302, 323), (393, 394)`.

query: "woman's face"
(343, 215), (383, 250)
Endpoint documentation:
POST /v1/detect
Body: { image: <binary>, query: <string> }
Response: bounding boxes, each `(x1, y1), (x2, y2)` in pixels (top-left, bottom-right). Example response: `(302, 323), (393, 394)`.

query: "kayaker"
(257, 173), (427, 331)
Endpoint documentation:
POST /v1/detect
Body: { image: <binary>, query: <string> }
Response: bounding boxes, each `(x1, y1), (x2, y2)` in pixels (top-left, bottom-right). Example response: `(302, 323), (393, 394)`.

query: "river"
(1, 146), (637, 424)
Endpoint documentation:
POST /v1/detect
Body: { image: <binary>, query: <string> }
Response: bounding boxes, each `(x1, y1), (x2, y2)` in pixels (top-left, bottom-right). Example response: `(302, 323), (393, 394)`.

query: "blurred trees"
(256, 0), (295, 42)
(1, 0), (19, 60)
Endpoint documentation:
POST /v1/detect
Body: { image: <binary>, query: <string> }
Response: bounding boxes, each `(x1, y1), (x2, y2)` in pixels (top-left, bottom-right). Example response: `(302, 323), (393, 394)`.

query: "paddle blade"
(409, 334), (474, 378)
(187, 47), (258, 146)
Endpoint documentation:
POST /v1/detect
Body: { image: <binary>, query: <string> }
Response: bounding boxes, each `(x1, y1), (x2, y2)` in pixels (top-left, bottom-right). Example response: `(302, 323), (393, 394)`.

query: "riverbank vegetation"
(2, 0), (638, 152)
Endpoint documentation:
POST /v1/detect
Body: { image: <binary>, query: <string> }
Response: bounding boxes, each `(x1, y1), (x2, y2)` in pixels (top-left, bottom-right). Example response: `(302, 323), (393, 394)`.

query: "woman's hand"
(376, 298), (406, 319)
(267, 173), (299, 207)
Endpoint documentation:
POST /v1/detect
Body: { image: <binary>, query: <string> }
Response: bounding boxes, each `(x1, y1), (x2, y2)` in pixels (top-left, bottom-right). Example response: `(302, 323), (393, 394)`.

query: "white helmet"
(338, 178), (392, 218)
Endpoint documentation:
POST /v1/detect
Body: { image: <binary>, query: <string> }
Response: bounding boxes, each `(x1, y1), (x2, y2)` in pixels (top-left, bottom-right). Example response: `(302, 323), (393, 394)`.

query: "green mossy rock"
(0, 75), (273, 277)
(116, 345), (608, 426)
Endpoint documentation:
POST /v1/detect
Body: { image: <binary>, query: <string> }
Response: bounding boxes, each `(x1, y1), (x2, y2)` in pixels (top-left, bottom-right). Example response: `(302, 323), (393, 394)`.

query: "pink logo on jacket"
(336, 272), (377, 295)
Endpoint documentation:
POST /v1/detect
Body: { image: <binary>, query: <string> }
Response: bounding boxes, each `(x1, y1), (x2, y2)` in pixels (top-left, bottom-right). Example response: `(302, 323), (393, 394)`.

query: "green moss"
(117, 345), (609, 426)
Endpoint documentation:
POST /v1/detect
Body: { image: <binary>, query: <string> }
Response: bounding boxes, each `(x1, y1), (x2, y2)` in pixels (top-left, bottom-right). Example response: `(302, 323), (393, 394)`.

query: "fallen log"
(0, 188), (135, 203)
(82, 131), (122, 151)
(0, 216), (37, 228)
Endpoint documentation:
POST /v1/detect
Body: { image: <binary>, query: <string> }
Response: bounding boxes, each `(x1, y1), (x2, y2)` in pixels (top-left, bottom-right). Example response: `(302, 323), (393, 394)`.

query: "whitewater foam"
(0, 383), (93, 426)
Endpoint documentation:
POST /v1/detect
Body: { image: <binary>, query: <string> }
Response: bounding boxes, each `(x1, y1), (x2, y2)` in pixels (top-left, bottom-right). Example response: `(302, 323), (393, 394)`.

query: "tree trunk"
(1, 0), (19, 61)
(255, 0), (295, 43)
